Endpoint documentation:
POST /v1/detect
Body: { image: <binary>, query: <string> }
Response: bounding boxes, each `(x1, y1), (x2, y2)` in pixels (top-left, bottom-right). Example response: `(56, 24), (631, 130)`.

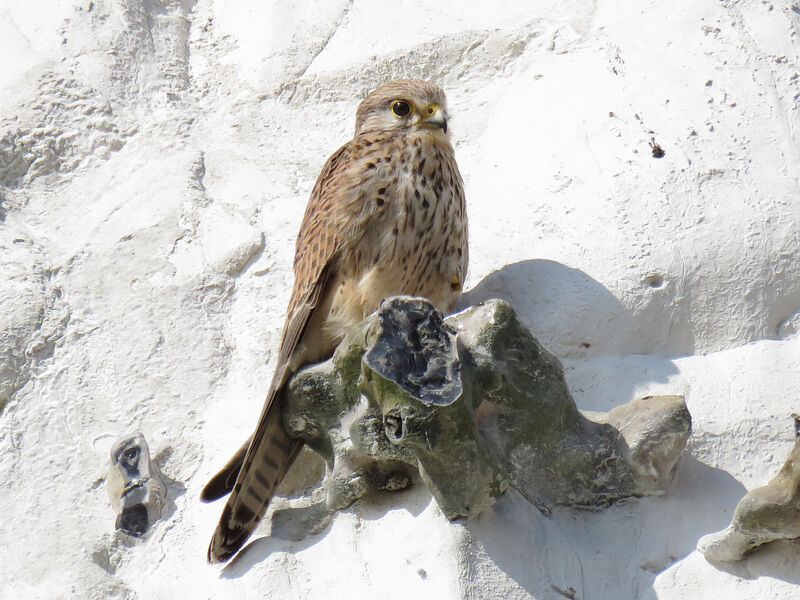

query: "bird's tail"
(200, 438), (250, 502)
(206, 399), (303, 563)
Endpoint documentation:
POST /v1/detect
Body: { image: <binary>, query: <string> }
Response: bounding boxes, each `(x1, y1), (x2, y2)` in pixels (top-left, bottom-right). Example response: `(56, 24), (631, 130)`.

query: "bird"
(201, 79), (468, 563)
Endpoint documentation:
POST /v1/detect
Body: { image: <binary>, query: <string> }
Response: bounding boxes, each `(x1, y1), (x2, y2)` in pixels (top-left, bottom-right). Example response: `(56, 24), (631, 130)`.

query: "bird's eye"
(391, 100), (411, 117)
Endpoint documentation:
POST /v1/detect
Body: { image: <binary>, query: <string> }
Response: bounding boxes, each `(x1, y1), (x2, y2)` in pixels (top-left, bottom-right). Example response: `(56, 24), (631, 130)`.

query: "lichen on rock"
(698, 427), (800, 562)
(281, 296), (692, 521)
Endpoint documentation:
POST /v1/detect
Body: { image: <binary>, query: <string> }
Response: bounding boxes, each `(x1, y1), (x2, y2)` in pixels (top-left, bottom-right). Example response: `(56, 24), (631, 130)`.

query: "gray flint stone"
(282, 297), (692, 521)
(107, 432), (167, 536)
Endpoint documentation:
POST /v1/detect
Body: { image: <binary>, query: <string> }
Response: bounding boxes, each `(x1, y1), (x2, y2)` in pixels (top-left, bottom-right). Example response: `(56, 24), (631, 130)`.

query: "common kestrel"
(202, 79), (468, 563)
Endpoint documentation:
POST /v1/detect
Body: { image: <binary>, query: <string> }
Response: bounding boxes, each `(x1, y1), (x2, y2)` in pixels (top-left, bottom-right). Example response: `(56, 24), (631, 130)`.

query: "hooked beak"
(422, 105), (448, 134)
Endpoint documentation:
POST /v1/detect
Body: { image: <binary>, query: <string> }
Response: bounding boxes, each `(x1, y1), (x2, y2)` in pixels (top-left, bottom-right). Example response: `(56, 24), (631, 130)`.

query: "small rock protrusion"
(698, 432), (800, 561)
(384, 413), (404, 443)
(106, 433), (167, 536)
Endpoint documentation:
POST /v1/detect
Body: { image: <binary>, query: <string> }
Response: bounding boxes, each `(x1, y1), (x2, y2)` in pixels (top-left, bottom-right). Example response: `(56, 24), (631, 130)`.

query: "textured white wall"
(1, 1), (799, 598)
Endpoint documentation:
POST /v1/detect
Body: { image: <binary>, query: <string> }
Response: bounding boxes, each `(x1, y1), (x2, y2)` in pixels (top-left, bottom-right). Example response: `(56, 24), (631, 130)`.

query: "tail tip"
(207, 521), (251, 564)
(201, 472), (236, 503)
(207, 540), (233, 564)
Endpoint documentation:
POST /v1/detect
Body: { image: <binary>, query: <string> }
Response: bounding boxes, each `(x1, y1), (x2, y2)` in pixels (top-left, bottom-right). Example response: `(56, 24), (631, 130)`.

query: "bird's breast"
(323, 137), (467, 341)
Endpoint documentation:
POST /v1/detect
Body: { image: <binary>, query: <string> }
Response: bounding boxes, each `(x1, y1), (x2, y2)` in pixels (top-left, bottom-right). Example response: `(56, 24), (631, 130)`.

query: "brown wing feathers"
(203, 144), (350, 563)
(200, 438), (250, 502)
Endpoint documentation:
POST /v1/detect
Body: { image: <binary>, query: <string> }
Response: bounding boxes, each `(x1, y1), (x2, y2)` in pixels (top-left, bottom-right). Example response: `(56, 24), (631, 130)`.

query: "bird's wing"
(279, 140), (352, 371)
(205, 142), (352, 563)
(199, 437), (250, 502)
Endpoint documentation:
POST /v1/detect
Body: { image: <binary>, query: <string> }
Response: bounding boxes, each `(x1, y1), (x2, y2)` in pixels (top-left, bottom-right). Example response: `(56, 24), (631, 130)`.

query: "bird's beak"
(422, 104), (448, 134)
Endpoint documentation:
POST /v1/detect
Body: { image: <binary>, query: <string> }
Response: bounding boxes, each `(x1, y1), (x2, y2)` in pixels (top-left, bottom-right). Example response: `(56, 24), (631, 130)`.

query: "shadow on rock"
(460, 259), (694, 358)
(459, 456), (747, 600)
(709, 539), (800, 585)
(219, 458), (433, 576)
(459, 489), (587, 600)
(220, 531), (323, 579)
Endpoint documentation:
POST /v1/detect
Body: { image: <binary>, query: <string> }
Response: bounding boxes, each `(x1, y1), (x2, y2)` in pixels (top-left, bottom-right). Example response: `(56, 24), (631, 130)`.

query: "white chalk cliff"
(1, 1), (799, 598)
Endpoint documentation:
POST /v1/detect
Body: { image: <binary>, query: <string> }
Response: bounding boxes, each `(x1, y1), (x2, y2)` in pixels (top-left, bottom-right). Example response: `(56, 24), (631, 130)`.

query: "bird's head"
(354, 79), (449, 138)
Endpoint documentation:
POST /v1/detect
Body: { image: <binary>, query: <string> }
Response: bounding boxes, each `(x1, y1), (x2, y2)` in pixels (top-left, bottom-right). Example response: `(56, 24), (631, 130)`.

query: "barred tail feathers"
(207, 405), (303, 563)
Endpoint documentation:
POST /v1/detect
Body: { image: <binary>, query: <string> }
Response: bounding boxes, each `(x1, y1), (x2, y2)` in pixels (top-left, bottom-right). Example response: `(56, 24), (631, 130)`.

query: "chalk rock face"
(0, 232), (68, 413)
(698, 435), (800, 562)
(283, 297), (691, 519)
(1, 1), (799, 598)
(107, 433), (167, 536)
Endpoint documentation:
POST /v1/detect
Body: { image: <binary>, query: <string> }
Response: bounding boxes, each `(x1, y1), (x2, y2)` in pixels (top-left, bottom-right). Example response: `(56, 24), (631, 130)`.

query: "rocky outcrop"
(698, 429), (800, 562)
(281, 297), (691, 520)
